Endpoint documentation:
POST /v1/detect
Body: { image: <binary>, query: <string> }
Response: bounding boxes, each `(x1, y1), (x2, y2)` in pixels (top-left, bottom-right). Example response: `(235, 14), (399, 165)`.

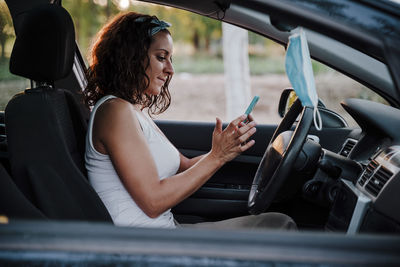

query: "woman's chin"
(145, 87), (162, 96)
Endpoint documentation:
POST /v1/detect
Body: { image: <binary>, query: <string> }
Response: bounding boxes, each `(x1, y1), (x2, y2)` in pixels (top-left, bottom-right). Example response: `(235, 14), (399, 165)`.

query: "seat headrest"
(9, 4), (75, 82)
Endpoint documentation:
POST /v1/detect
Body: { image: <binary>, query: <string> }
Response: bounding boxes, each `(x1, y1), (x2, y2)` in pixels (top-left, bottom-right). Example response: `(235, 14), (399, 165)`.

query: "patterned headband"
(135, 17), (171, 36)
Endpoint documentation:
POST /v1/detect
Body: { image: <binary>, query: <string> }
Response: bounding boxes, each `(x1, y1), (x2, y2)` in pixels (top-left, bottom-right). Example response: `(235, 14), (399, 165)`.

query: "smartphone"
(244, 96), (259, 122)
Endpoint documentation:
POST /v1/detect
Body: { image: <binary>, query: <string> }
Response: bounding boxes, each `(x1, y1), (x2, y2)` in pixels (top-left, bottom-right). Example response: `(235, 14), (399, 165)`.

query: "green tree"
(63, 0), (120, 59)
(196, 15), (221, 52)
(0, 0), (14, 61)
(63, 0), (222, 56)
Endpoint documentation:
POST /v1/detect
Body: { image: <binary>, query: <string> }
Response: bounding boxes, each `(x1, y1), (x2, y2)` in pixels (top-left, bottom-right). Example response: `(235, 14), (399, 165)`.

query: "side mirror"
(278, 88), (327, 118)
(278, 88), (299, 117)
(278, 88), (348, 128)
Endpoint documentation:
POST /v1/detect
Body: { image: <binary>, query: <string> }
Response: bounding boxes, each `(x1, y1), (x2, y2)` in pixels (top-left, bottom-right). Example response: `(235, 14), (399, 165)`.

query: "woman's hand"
(210, 114), (257, 164)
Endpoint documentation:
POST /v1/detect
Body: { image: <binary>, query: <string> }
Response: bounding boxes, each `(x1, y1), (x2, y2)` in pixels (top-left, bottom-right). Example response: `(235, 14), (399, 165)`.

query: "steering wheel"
(248, 98), (314, 215)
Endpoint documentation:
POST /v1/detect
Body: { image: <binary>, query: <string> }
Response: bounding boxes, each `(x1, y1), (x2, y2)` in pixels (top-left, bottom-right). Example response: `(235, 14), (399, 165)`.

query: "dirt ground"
(155, 73), (369, 126)
(156, 73), (287, 124)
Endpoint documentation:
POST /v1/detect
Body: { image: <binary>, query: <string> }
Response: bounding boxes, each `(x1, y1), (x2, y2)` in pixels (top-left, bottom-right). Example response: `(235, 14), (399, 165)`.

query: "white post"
(222, 23), (251, 121)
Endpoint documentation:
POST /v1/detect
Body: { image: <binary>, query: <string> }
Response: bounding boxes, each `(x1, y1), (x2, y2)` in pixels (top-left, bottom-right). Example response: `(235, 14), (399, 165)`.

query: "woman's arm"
(94, 98), (256, 218)
(178, 154), (204, 173)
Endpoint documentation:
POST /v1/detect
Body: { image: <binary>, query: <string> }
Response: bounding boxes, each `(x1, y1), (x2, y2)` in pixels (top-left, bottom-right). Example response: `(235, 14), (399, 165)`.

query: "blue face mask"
(285, 29), (322, 130)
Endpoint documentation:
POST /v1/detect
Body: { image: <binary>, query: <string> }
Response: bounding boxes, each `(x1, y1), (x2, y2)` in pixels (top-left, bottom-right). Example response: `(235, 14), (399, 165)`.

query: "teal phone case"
(245, 96), (259, 115)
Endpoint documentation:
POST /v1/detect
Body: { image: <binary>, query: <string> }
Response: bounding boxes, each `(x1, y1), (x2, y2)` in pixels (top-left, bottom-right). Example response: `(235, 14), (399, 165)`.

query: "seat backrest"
(5, 4), (112, 222)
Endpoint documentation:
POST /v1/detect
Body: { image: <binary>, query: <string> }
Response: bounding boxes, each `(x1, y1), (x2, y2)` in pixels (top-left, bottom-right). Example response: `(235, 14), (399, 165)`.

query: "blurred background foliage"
(65, 0), (224, 58)
(0, 0), (330, 81)
(62, 0), (294, 75)
(0, 0), (19, 81)
(62, 0), (331, 75)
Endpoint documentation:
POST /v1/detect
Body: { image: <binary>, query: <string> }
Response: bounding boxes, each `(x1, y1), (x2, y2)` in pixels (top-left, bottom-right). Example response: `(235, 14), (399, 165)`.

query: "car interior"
(1, 0), (400, 239)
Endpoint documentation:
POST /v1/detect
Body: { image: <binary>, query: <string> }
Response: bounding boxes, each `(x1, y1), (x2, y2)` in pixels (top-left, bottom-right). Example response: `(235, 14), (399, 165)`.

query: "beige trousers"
(180, 212), (297, 231)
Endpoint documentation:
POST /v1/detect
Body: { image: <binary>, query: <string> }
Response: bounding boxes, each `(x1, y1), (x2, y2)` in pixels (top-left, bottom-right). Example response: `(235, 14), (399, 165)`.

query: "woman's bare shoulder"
(99, 97), (131, 111)
(94, 97), (141, 131)
(97, 98), (140, 117)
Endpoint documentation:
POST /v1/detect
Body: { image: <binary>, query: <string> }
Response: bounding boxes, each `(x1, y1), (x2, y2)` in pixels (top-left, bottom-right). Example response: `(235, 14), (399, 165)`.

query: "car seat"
(0, 162), (46, 220)
(5, 4), (112, 222)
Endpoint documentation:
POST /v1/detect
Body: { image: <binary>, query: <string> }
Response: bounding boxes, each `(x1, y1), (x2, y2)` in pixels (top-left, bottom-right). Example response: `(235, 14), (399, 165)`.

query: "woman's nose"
(165, 60), (174, 76)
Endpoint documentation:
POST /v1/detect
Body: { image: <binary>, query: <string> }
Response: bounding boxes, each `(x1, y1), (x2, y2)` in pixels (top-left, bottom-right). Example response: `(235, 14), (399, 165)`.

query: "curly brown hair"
(84, 12), (171, 115)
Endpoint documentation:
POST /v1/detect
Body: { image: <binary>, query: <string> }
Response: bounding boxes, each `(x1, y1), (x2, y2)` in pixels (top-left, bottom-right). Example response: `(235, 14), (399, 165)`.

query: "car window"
(64, 1), (388, 127)
(157, 35), (288, 124)
(0, 0), (29, 111)
(314, 62), (389, 127)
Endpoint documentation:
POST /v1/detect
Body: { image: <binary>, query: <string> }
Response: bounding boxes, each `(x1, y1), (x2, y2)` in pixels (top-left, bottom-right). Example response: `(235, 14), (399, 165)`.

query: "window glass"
(0, 0), (29, 111)
(313, 61), (389, 127)
(64, 1), (388, 127)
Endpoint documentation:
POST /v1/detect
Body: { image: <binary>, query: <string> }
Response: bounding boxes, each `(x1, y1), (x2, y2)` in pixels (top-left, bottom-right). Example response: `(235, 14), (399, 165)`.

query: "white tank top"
(85, 95), (180, 228)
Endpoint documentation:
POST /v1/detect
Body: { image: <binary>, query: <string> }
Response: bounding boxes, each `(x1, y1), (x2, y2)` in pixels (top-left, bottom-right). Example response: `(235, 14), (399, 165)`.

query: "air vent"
(365, 166), (393, 197)
(359, 160), (379, 186)
(340, 139), (357, 157)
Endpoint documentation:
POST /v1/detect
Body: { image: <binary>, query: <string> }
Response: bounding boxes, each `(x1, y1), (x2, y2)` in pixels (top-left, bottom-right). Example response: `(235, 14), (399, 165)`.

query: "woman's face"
(145, 31), (174, 96)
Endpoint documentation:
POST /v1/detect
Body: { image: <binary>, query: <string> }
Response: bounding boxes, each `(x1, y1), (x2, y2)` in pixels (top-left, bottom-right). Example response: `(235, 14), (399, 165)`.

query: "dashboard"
(357, 146), (400, 200)
(322, 99), (400, 234)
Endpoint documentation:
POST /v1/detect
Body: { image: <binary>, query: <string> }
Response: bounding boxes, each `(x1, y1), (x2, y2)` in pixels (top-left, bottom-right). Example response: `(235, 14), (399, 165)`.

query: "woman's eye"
(157, 56), (166, 61)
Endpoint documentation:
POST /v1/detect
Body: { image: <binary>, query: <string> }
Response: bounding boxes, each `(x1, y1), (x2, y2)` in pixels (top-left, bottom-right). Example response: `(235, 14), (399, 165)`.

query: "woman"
(84, 12), (295, 230)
